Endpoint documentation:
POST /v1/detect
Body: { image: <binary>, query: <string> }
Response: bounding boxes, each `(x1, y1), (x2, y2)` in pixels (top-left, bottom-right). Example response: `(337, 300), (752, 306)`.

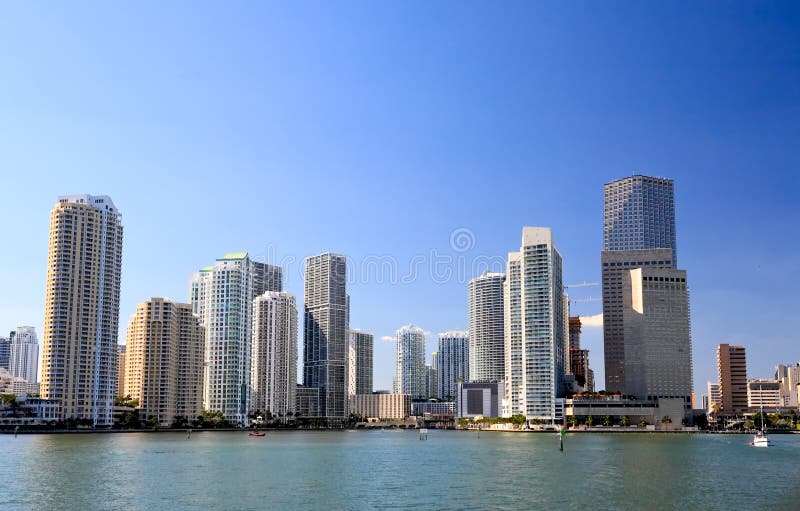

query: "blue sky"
(1, 2), (798, 395)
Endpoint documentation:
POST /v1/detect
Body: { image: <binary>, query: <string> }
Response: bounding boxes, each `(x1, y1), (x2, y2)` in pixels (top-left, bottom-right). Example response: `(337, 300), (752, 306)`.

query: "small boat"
(248, 431), (266, 437)
(749, 398), (770, 448)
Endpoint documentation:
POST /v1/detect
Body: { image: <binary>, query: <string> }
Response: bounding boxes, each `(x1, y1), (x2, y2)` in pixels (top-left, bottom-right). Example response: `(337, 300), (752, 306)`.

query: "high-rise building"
(568, 317), (582, 350)
(602, 175), (677, 394)
(0, 336), (10, 371)
(191, 252), (282, 425)
(303, 253), (349, 421)
(348, 330), (373, 395)
(124, 298), (204, 426)
(717, 344), (747, 416)
(707, 382), (721, 414)
(116, 345), (126, 397)
(504, 227), (566, 421)
(622, 268), (693, 411)
(252, 291), (297, 423)
(776, 363), (800, 408)
(41, 195), (123, 426)
(468, 272), (505, 383)
(569, 348), (591, 390)
(9, 326), (38, 384)
(427, 354), (438, 400)
(394, 325), (426, 399)
(438, 330), (469, 401)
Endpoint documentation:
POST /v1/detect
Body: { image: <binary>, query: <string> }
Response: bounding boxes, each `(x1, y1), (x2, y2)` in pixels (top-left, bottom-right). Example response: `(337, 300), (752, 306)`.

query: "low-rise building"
(456, 382), (505, 418)
(565, 395), (686, 429)
(350, 393), (411, 420)
(296, 385), (320, 419)
(0, 395), (60, 427)
(747, 379), (781, 409)
(412, 400), (456, 417)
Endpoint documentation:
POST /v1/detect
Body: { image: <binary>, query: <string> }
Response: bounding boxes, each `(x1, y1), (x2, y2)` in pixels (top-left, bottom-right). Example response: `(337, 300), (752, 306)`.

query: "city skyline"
(2, 3), (798, 396)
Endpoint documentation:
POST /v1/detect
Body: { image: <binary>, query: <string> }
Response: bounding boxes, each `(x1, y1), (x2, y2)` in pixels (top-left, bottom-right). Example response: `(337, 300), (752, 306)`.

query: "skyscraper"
(438, 330), (469, 401)
(0, 336), (10, 371)
(394, 325), (426, 399)
(427, 353), (438, 400)
(191, 252), (282, 425)
(9, 326), (38, 384)
(116, 345), (126, 397)
(125, 298), (205, 426)
(504, 227), (565, 421)
(348, 330), (373, 395)
(252, 291), (297, 423)
(717, 344), (747, 416)
(622, 268), (693, 409)
(602, 175), (677, 393)
(468, 271), (505, 383)
(303, 253), (349, 422)
(41, 195), (123, 426)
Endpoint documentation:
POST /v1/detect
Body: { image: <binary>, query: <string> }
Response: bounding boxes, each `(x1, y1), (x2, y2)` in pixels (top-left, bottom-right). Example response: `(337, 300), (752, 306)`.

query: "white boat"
(750, 395), (770, 448)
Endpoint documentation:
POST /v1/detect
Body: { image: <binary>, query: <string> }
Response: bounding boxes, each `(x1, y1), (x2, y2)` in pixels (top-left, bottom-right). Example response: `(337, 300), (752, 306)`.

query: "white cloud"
(380, 335), (395, 342)
(580, 313), (603, 327)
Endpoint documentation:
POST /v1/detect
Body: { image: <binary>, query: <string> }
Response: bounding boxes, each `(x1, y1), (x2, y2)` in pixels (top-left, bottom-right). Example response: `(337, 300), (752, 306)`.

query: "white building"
(468, 272), (505, 383)
(707, 382), (721, 414)
(776, 363), (800, 408)
(747, 379), (781, 409)
(190, 252), (282, 425)
(9, 326), (38, 384)
(438, 330), (469, 401)
(252, 291), (297, 423)
(504, 227), (566, 421)
(394, 325), (426, 399)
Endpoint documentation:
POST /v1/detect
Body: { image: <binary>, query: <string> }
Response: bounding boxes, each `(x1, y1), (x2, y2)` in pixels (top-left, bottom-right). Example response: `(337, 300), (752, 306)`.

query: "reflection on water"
(3, 431), (800, 510)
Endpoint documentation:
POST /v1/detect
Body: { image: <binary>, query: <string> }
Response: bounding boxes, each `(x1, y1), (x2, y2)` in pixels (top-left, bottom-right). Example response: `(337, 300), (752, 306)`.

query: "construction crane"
(565, 281), (599, 289)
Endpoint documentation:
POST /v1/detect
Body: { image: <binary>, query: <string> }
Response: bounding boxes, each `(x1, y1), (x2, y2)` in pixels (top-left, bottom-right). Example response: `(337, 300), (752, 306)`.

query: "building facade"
(468, 271), (505, 383)
(394, 325), (426, 399)
(190, 252), (282, 425)
(622, 267), (693, 412)
(717, 344), (748, 416)
(707, 382), (721, 414)
(0, 336), (10, 371)
(9, 326), (38, 384)
(456, 382), (505, 418)
(504, 227), (566, 421)
(602, 175), (677, 394)
(303, 253), (349, 421)
(776, 363), (800, 408)
(124, 298), (204, 426)
(116, 345), (126, 397)
(438, 330), (469, 401)
(747, 379), (781, 409)
(252, 291), (297, 423)
(348, 330), (373, 395)
(350, 393), (411, 420)
(41, 195), (123, 426)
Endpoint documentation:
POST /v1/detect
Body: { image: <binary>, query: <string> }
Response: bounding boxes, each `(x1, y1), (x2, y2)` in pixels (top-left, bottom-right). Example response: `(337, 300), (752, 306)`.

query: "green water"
(2, 430), (799, 510)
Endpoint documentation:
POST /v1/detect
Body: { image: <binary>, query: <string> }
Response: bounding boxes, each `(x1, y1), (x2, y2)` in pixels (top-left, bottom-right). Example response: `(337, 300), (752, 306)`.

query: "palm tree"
(620, 415), (630, 427)
(602, 415), (611, 427)
(586, 415), (594, 427)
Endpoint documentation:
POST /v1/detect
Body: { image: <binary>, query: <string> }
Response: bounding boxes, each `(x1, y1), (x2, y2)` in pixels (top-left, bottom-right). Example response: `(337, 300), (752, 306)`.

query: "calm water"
(2, 430), (799, 510)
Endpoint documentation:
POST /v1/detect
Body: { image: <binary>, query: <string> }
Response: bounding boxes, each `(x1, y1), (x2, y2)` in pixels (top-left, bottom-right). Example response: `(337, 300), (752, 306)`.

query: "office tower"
(41, 195), (123, 426)
(125, 298), (204, 426)
(602, 176), (677, 393)
(717, 344), (747, 416)
(394, 325), (426, 399)
(303, 253), (349, 421)
(116, 345), (126, 397)
(504, 227), (565, 420)
(9, 326), (39, 384)
(776, 363), (800, 408)
(0, 336), (10, 371)
(427, 354), (438, 400)
(252, 291), (297, 423)
(191, 252), (281, 425)
(348, 330), (373, 395)
(468, 271), (505, 383)
(438, 330), (469, 401)
(707, 382), (721, 413)
(622, 268), (693, 410)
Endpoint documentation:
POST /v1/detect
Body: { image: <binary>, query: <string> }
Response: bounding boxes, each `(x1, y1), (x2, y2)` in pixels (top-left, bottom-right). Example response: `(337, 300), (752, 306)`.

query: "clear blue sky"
(1, 2), (798, 395)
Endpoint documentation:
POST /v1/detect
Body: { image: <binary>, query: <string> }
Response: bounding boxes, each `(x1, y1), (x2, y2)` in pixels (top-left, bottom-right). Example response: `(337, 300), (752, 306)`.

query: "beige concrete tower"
(41, 195), (123, 426)
(717, 343), (747, 416)
(116, 345), (126, 397)
(124, 298), (204, 426)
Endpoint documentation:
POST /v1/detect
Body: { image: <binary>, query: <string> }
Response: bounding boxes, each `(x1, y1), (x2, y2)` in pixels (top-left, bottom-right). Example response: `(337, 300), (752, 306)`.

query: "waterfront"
(2, 431), (799, 510)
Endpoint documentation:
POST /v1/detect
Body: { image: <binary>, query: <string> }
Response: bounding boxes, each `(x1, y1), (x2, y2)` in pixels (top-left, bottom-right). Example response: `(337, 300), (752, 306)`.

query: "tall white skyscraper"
(623, 267), (693, 411)
(190, 252), (282, 425)
(468, 272), (505, 383)
(394, 325), (426, 399)
(9, 326), (38, 384)
(303, 253), (349, 421)
(504, 227), (565, 421)
(252, 291), (297, 423)
(41, 195), (123, 426)
(438, 330), (469, 401)
(348, 330), (373, 395)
